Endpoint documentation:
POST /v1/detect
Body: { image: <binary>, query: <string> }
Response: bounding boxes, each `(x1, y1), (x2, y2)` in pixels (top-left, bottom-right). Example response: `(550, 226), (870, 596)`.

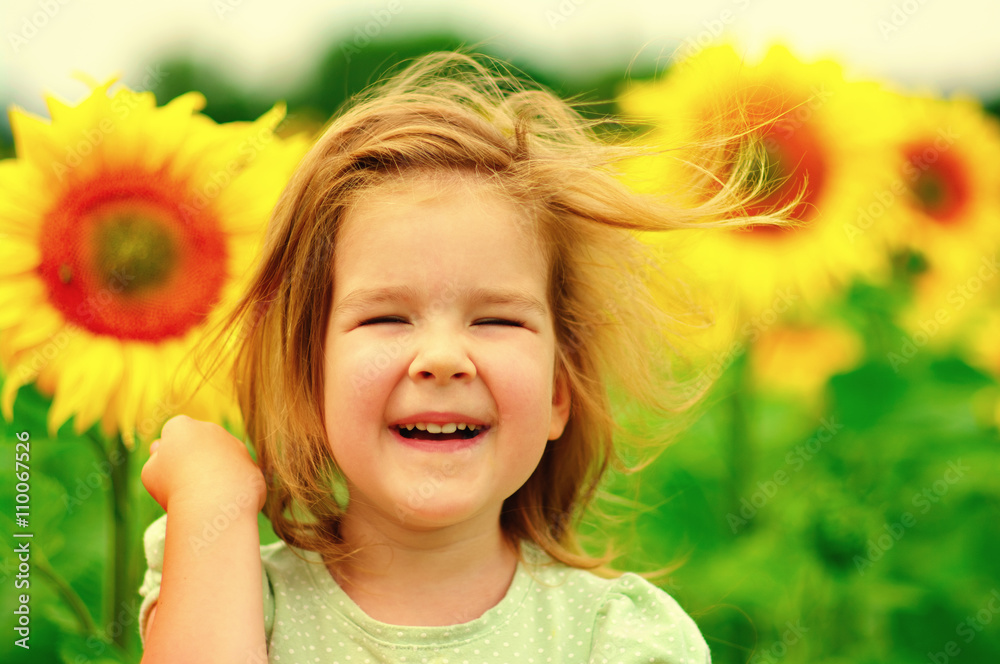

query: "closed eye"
(359, 316), (408, 326)
(474, 318), (525, 327)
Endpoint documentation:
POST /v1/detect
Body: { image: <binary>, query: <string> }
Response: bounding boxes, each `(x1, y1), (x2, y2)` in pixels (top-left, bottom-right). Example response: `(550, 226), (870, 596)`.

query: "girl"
(138, 51), (765, 663)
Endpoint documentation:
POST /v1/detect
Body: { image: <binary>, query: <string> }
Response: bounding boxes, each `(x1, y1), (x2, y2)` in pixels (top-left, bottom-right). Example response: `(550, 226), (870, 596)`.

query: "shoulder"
(592, 572), (711, 663)
(518, 548), (711, 663)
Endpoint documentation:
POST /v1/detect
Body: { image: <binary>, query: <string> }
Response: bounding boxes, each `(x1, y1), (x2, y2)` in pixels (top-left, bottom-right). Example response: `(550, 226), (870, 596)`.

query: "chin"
(391, 496), (494, 530)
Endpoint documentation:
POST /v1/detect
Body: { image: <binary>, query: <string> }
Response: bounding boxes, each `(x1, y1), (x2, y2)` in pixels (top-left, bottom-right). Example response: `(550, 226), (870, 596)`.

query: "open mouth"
(393, 424), (487, 442)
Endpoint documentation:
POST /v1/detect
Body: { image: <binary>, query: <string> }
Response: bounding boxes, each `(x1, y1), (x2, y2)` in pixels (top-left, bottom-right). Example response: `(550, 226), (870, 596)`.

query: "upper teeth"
(403, 423), (481, 434)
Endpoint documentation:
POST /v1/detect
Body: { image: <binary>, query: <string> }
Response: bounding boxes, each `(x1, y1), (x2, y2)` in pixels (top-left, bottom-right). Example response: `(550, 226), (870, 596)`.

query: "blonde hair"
(213, 50), (777, 571)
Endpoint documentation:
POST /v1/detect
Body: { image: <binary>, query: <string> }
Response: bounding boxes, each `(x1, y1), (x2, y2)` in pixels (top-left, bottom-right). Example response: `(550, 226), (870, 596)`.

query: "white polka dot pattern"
(138, 514), (712, 663)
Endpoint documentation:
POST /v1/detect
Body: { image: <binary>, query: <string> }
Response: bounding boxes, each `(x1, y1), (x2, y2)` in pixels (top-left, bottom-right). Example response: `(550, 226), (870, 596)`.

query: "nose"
(408, 326), (476, 384)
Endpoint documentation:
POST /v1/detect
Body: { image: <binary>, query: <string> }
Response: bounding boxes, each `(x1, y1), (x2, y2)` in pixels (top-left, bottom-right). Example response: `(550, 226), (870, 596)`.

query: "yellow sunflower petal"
(127, 91), (209, 173)
(215, 134), (310, 232)
(132, 342), (176, 440)
(8, 106), (65, 175)
(0, 276), (46, 331)
(5, 307), (65, 352)
(115, 343), (165, 448)
(1, 359), (36, 420)
(0, 161), (48, 239)
(49, 335), (123, 434)
(72, 341), (125, 434)
(0, 238), (41, 276)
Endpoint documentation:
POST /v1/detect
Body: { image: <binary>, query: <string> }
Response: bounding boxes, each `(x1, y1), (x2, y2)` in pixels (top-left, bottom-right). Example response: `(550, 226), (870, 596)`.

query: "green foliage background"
(1, 33), (998, 664)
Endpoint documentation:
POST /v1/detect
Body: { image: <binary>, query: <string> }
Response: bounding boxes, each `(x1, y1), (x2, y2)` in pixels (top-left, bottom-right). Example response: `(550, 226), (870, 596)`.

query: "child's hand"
(141, 415), (266, 514)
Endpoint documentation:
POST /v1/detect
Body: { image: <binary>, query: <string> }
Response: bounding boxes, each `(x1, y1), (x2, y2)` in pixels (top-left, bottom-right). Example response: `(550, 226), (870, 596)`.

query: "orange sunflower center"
(39, 171), (228, 341)
(903, 141), (971, 224)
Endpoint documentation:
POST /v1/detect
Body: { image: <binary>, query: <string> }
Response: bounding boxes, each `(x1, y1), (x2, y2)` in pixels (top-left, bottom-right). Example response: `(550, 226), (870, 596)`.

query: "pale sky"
(3, 0), (1000, 122)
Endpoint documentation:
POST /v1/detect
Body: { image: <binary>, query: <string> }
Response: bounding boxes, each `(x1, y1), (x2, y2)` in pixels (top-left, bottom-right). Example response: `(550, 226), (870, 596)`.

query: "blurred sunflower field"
(1, 32), (999, 664)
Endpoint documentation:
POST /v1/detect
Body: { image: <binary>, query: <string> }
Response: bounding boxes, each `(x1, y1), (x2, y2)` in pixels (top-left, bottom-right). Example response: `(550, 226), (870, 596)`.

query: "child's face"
(323, 176), (570, 534)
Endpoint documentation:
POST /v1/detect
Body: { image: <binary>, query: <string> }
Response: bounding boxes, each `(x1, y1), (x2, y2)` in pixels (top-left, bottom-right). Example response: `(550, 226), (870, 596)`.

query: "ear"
(548, 366), (571, 441)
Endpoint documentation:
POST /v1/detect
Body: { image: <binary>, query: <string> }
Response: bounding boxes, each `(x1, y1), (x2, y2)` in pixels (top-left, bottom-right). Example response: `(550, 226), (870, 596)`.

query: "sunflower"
(884, 94), (1000, 272)
(748, 320), (862, 409)
(617, 43), (899, 320)
(893, 251), (999, 361)
(881, 94), (1000, 347)
(0, 77), (310, 447)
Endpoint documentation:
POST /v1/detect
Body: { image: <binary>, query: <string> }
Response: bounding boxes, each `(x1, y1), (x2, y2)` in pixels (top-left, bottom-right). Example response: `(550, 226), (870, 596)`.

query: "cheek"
(323, 337), (407, 444)
(485, 357), (555, 489)
(322, 350), (390, 482)
(326, 335), (407, 397)
(483, 352), (554, 430)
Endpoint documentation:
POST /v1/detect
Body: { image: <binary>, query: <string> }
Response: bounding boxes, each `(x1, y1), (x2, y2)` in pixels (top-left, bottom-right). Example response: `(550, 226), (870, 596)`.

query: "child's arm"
(139, 415), (268, 664)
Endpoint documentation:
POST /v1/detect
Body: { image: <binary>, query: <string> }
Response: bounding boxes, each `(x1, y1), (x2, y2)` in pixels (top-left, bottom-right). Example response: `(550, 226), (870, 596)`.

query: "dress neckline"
(295, 542), (546, 646)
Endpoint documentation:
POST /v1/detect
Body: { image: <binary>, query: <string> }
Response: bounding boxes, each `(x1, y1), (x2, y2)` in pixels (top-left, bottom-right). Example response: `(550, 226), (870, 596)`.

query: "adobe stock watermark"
(340, 1), (403, 62)
(349, 278), (462, 397)
(50, 64), (169, 182)
(61, 445), (125, 514)
(727, 417), (843, 533)
(542, 251), (682, 374)
(188, 479), (265, 554)
(673, 0), (753, 65)
(545, 0), (588, 29)
(136, 396), (185, 443)
(8, 265), (139, 395)
(748, 620), (809, 664)
(761, 84), (835, 151)
(928, 589), (1000, 663)
(214, 0), (246, 19)
(844, 126), (959, 242)
(684, 288), (800, 399)
(63, 598), (142, 663)
(179, 112), (290, 222)
(878, 0), (931, 41)
(60, 396), (180, 513)
(7, 0), (73, 53)
(395, 447), (475, 524)
(853, 459), (968, 575)
(886, 255), (998, 373)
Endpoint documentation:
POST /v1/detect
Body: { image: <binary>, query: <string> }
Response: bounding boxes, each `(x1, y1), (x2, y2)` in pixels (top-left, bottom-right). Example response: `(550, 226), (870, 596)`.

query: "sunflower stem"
(87, 429), (134, 653)
(86, 429), (107, 465)
(109, 432), (133, 652)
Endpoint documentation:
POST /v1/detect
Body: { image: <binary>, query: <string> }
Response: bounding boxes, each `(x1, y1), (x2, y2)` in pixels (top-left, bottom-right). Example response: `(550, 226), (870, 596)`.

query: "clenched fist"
(141, 415), (266, 515)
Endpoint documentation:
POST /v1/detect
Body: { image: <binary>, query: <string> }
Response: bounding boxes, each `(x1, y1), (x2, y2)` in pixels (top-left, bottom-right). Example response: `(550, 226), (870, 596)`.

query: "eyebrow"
(333, 285), (548, 318)
(466, 287), (549, 318)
